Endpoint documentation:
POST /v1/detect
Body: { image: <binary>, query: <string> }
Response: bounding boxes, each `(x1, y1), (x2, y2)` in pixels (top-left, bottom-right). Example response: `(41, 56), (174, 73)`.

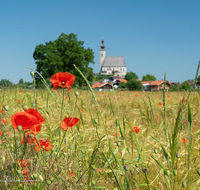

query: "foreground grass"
(0, 88), (200, 189)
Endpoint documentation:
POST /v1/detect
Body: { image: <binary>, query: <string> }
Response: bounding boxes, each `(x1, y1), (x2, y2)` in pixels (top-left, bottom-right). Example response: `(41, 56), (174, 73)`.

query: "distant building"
(100, 37), (127, 78)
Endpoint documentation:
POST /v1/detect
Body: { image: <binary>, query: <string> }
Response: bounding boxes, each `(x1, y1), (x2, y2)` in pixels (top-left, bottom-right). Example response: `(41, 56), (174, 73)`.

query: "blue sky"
(1, 0), (200, 84)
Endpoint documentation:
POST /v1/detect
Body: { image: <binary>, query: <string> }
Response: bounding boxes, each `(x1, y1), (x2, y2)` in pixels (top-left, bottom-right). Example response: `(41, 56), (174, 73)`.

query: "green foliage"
(197, 75), (200, 82)
(126, 79), (142, 91)
(18, 78), (24, 84)
(93, 75), (110, 81)
(118, 82), (127, 88)
(33, 33), (95, 87)
(125, 72), (138, 81)
(179, 81), (191, 91)
(169, 85), (180, 92)
(86, 68), (94, 82)
(142, 74), (156, 81)
(0, 79), (13, 87)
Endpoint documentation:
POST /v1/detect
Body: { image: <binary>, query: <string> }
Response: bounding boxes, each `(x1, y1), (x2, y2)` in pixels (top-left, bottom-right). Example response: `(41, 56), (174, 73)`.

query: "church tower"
(100, 37), (106, 71)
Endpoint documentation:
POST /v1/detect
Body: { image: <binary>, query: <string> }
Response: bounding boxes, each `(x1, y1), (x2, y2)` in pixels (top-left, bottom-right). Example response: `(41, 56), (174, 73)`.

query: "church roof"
(102, 56), (126, 67)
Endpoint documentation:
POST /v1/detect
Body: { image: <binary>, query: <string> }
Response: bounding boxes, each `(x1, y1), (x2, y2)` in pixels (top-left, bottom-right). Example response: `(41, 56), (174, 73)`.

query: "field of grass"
(0, 76), (200, 189)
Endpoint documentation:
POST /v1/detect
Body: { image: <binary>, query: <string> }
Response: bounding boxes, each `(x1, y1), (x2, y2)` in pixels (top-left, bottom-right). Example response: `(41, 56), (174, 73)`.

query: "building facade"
(100, 38), (127, 78)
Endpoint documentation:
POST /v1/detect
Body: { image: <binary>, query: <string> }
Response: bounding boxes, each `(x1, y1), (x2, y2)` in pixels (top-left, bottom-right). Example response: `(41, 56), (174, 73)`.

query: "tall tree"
(125, 72), (138, 81)
(127, 79), (142, 91)
(33, 33), (95, 86)
(142, 74), (156, 81)
(18, 79), (24, 84)
(0, 79), (12, 87)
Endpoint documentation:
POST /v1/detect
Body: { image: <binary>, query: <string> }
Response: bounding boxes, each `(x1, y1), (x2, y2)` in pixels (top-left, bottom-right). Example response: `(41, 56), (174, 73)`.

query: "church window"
(101, 53), (103, 56)
(123, 68), (125, 72)
(120, 67), (122, 71)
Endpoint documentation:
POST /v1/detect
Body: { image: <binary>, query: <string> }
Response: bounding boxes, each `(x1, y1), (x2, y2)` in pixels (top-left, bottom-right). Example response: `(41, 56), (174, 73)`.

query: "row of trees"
(0, 79), (33, 89)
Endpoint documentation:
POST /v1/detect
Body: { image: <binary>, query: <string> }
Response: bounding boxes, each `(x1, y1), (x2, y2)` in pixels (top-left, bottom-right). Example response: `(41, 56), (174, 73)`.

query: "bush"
(127, 79), (142, 91)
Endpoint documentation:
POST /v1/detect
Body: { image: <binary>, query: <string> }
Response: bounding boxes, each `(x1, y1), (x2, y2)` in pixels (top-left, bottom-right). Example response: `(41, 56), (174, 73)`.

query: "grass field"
(0, 74), (200, 189)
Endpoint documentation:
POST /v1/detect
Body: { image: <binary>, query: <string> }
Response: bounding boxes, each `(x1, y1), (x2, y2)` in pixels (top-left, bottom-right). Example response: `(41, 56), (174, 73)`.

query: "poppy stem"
(59, 88), (65, 145)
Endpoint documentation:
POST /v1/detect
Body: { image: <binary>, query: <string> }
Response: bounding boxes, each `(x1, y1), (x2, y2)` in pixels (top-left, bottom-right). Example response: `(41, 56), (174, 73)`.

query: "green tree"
(18, 79), (24, 84)
(86, 68), (94, 82)
(197, 75), (200, 82)
(33, 33), (95, 87)
(127, 79), (142, 91)
(0, 79), (12, 87)
(179, 81), (191, 91)
(142, 74), (156, 81)
(125, 72), (138, 81)
(118, 82), (127, 89)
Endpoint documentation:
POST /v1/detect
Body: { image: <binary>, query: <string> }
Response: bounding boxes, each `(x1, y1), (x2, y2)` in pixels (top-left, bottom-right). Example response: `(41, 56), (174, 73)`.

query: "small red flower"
(167, 100), (169, 102)
(1, 118), (8, 124)
(183, 99), (187, 102)
(114, 133), (120, 137)
(3, 92), (6, 95)
(20, 90), (23, 93)
(50, 72), (75, 90)
(158, 103), (163, 106)
(131, 126), (140, 134)
(97, 168), (103, 173)
(22, 168), (30, 180)
(127, 100), (129, 102)
(18, 100), (21, 104)
(185, 120), (188, 124)
(81, 109), (84, 112)
(139, 105), (141, 107)
(135, 94), (138, 96)
(11, 108), (45, 133)
(5, 131), (10, 135)
(177, 93), (179, 95)
(0, 131), (2, 136)
(18, 159), (29, 168)
(22, 133), (36, 145)
(34, 139), (54, 151)
(168, 96), (170, 97)
(61, 117), (79, 131)
(181, 138), (187, 143)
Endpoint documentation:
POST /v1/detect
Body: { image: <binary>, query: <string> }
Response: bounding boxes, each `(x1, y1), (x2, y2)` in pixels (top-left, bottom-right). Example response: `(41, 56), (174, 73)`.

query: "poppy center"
(61, 81), (66, 85)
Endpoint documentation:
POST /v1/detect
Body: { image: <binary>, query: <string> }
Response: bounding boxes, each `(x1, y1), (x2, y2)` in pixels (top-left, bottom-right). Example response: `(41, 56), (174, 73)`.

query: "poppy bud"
(154, 149), (158, 154)
(173, 170), (177, 176)
(94, 119), (98, 124)
(9, 144), (13, 148)
(32, 103), (36, 107)
(92, 165), (96, 170)
(17, 125), (22, 132)
(4, 105), (8, 111)
(182, 181), (186, 187)
(165, 170), (170, 176)
(47, 180), (51, 185)
(92, 181), (96, 186)
(74, 92), (79, 97)
(7, 165), (12, 170)
(1, 156), (5, 163)
(142, 168), (147, 174)
(18, 184), (23, 188)
(18, 163), (21, 167)
(16, 170), (22, 175)
(30, 71), (34, 77)
(13, 163), (16, 168)
(39, 175), (44, 181)
(176, 153), (180, 158)
(0, 170), (4, 176)
(50, 177), (54, 182)
(197, 169), (200, 176)
(33, 174), (38, 179)
(42, 146), (45, 150)
(23, 105), (28, 110)
(31, 175), (35, 180)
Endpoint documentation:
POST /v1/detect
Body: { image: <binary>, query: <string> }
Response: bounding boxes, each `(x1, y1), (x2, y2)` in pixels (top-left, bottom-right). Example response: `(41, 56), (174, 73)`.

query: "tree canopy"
(0, 79), (13, 87)
(127, 79), (142, 91)
(33, 33), (95, 87)
(142, 74), (156, 81)
(125, 72), (138, 81)
(179, 81), (191, 91)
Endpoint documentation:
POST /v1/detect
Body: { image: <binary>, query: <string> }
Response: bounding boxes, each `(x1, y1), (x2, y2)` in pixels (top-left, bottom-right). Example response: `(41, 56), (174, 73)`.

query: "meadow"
(0, 71), (200, 190)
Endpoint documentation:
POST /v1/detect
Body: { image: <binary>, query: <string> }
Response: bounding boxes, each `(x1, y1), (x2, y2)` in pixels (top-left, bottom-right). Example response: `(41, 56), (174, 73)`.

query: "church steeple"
(100, 37), (105, 50)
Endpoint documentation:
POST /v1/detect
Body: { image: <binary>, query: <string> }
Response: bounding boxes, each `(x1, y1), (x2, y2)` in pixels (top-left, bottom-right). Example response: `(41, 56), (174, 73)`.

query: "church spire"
(100, 36), (105, 50)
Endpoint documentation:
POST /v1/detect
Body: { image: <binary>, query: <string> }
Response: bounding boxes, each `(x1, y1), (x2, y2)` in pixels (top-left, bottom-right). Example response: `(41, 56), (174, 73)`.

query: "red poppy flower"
(168, 96), (170, 97)
(185, 120), (188, 124)
(135, 94), (138, 96)
(114, 133), (120, 137)
(5, 131), (10, 135)
(167, 100), (169, 102)
(81, 109), (84, 112)
(18, 159), (29, 168)
(131, 126), (140, 134)
(34, 139), (54, 151)
(1, 110), (4, 114)
(177, 93), (179, 95)
(61, 117), (79, 131)
(158, 103), (163, 106)
(22, 133), (36, 145)
(11, 109), (45, 133)
(3, 92), (6, 95)
(0, 131), (2, 136)
(20, 90), (23, 93)
(1, 118), (8, 124)
(50, 72), (75, 90)
(97, 168), (103, 173)
(139, 105), (141, 107)
(183, 99), (187, 103)
(181, 138), (187, 143)
(127, 100), (129, 102)
(18, 100), (21, 104)
(1, 105), (4, 108)
(22, 168), (30, 180)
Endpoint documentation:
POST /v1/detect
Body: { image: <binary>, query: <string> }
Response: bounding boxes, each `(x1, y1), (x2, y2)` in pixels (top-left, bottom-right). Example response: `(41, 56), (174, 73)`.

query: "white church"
(100, 37), (127, 78)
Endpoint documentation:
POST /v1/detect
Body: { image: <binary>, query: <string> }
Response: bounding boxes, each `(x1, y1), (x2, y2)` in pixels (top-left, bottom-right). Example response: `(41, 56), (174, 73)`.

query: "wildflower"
(34, 139), (54, 151)
(21, 133), (36, 145)
(1, 119), (8, 124)
(131, 126), (140, 134)
(167, 100), (169, 102)
(135, 94), (138, 96)
(114, 133), (120, 137)
(185, 120), (188, 124)
(81, 109), (84, 112)
(0, 131), (2, 136)
(158, 103), (163, 106)
(68, 171), (75, 177)
(139, 105), (141, 107)
(16, 89), (17, 91)
(0, 110), (4, 114)
(5, 131), (10, 135)
(20, 90), (23, 93)
(11, 108), (45, 134)
(181, 138), (187, 143)
(22, 168), (31, 180)
(177, 93), (179, 95)
(3, 92), (6, 95)
(168, 96), (170, 97)
(97, 168), (103, 173)
(183, 99), (187, 103)
(18, 159), (29, 168)
(127, 100), (129, 102)
(60, 117), (79, 131)
(18, 100), (21, 104)
(50, 72), (75, 90)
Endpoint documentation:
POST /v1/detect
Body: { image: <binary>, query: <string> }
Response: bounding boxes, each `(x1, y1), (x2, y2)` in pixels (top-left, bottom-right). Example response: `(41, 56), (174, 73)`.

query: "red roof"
(92, 82), (112, 88)
(116, 79), (127, 83)
(149, 80), (164, 86)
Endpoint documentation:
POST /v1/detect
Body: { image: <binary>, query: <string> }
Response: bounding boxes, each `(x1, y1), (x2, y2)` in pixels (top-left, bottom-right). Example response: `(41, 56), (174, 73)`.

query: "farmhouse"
(100, 37), (127, 78)
(142, 80), (170, 91)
